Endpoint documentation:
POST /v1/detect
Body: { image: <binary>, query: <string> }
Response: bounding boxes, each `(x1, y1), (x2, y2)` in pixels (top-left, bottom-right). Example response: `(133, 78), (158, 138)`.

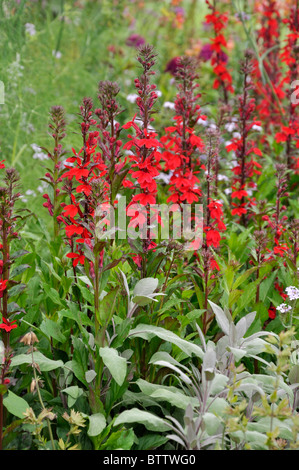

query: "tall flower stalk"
(226, 50), (262, 226)
(41, 106), (67, 238)
(0, 165), (30, 450)
(122, 44), (161, 277)
(205, 0), (234, 104)
(275, 2), (299, 171)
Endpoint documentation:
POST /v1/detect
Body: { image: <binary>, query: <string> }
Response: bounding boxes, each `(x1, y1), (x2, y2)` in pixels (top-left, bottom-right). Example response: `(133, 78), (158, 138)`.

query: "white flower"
(224, 122), (236, 132)
(285, 286), (299, 301)
(156, 172), (173, 184)
(25, 189), (36, 196)
(31, 143), (48, 161)
(25, 23), (36, 36)
(233, 131), (241, 139)
(276, 303), (292, 313)
(52, 50), (62, 59)
(126, 93), (138, 103)
(197, 117), (208, 126)
(37, 182), (48, 193)
(163, 101), (175, 110)
(217, 174), (229, 181)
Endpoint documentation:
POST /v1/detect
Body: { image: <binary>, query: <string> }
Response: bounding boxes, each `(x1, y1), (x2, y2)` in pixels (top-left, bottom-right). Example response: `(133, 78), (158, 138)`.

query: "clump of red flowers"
(59, 97), (110, 268)
(161, 56), (204, 207)
(204, 0), (234, 103)
(121, 44), (162, 272)
(253, 0), (282, 132)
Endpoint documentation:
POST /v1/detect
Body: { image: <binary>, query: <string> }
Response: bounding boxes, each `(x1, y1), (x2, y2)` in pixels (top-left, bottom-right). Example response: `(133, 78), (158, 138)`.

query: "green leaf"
(62, 386), (84, 407)
(132, 294), (163, 306)
(98, 288), (119, 325)
(85, 370), (97, 383)
(43, 284), (66, 307)
(77, 284), (94, 305)
(58, 308), (94, 327)
(208, 300), (232, 335)
(133, 277), (158, 297)
(114, 408), (170, 432)
(71, 337), (89, 386)
(8, 283), (27, 298)
(202, 347), (216, 381)
(11, 352), (64, 371)
(3, 391), (29, 419)
(40, 316), (66, 343)
(88, 412), (107, 437)
(10, 264), (30, 279)
(129, 324), (203, 359)
(99, 347), (127, 386)
(101, 428), (135, 450)
(289, 365), (299, 385)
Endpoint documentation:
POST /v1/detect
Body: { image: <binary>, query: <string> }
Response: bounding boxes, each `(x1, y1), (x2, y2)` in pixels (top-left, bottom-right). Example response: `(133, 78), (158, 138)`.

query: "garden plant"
(0, 0), (299, 452)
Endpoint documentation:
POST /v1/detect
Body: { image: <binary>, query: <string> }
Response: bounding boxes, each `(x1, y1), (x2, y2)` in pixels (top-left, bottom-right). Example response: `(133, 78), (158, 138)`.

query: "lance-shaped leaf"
(131, 277), (164, 306)
(208, 300), (232, 335)
(99, 347), (127, 386)
(129, 324), (203, 359)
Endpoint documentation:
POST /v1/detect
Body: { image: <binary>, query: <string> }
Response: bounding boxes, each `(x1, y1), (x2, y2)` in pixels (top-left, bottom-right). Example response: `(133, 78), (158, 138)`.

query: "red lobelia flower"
(0, 317), (17, 332)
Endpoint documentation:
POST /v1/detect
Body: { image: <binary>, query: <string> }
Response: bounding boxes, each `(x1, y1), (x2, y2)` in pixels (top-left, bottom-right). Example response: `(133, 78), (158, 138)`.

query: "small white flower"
(233, 131), (241, 139)
(276, 303), (292, 313)
(217, 174), (229, 181)
(52, 50), (62, 59)
(286, 286), (299, 301)
(37, 182), (47, 193)
(31, 143), (48, 161)
(224, 122), (236, 132)
(197, 117), (208, 126)
(163, 101), (175, 110)
(25, 189), (36, 196)
(25, 23), (36, 36)
(126, 93), (138, 103)
(156, 172), (173, 184)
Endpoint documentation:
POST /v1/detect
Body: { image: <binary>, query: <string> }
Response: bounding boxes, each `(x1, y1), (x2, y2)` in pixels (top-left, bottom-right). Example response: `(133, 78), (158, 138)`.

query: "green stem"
(31, 350), (55, 450)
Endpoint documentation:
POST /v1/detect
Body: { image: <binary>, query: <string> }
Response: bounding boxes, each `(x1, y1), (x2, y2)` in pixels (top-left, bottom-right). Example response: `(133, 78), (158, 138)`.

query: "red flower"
(65, 224), (84, 238)
(207, 200), (223, 221)
(0, 317), (17, 332)
(231, 203), (247, 216)
(210, 258), (220, 271)
(231, 187), (248, 200)
(66, 252), (85, 267)
(268, 307), (276, 320)
(0, 280), (8, 298)
(62, 204), (79, 218)
(205, 228), (221, 248)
